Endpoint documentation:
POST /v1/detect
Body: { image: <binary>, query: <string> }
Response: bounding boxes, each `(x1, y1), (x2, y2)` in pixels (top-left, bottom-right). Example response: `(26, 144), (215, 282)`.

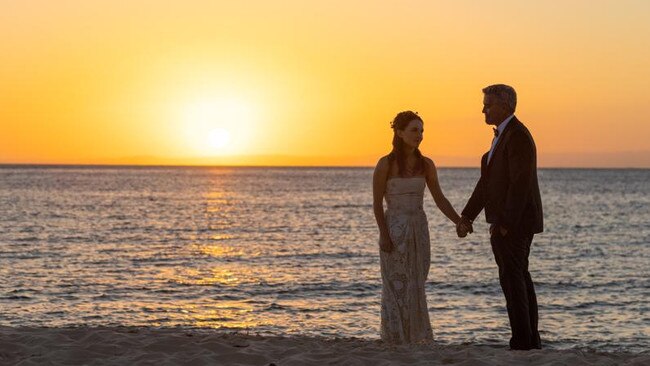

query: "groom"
(457, 84), (543, 350)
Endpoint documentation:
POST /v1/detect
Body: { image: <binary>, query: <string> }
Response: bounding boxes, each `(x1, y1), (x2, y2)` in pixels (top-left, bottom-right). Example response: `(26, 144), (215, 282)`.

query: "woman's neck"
(401, 147), (416, 156)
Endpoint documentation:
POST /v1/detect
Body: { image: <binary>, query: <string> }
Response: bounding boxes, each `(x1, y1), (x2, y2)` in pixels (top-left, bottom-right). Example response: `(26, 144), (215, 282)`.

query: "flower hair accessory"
(390, 111), (419, 129)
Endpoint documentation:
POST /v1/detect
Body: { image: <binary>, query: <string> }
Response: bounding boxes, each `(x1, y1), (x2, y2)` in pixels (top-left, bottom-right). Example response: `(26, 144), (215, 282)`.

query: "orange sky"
(1, 1), (649, 167)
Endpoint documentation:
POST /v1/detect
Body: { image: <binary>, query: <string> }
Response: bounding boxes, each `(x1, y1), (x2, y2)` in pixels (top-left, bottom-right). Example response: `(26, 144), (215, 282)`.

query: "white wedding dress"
(380, 176), (433, 343)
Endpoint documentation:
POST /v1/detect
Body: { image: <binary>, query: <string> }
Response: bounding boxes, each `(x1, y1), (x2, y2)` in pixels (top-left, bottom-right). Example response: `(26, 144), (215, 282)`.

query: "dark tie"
(493, 128), (499, 137)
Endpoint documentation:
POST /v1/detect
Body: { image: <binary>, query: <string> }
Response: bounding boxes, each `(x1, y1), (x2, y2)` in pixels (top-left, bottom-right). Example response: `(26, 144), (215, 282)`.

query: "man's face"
(482, 94), (510, 126)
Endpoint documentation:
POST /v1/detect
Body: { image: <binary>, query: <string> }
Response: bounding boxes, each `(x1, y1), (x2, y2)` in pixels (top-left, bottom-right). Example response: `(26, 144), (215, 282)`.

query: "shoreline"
(1, 327), (647, 365)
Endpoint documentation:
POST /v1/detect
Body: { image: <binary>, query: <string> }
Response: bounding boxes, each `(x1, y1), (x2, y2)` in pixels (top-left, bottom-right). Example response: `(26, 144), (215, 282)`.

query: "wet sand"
(1, 327), (648, 365)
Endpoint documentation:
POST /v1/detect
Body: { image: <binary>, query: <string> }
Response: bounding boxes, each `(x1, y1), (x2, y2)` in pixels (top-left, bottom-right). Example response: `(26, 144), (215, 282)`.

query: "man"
(457, 84), (544, 350)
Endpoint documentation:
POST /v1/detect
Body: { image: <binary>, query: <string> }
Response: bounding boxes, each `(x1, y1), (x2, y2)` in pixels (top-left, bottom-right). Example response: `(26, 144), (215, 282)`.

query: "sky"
(1, 0), (649, 167)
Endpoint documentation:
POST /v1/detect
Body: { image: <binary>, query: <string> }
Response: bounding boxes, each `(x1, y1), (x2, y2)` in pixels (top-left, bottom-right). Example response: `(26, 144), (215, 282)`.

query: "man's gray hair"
(483, 84), (517, 112)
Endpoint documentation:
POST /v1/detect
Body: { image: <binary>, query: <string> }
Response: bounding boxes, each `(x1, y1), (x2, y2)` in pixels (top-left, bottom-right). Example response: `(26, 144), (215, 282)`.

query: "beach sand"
(1, 327), (647, 365)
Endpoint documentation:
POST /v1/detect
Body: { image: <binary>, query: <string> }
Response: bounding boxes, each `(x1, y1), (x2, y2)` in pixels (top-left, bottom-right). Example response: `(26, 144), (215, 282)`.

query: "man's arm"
(498, 130), (535, 231)
(461, 154), (488, 221)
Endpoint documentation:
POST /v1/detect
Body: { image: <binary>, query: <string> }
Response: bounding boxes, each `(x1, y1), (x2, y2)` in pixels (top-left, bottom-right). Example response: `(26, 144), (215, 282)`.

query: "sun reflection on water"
(205, 191), (229, 213)
(194, 242), (244, 258)
(163, 267), (251, 287)
(177, 301), (263, 329)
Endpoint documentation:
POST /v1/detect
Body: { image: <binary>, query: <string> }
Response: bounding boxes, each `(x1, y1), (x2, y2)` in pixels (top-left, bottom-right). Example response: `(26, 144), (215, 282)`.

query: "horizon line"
(1, 163), (649, 170)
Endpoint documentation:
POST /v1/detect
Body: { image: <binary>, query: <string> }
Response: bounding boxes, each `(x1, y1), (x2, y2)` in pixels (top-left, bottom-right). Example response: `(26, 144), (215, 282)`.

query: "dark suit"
(462, 116), (543, 350)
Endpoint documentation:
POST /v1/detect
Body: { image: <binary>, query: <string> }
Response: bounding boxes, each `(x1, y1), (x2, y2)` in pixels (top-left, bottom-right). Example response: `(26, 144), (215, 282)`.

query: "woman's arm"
(373, 157), (392, 252)
(424, 158), (461, 225)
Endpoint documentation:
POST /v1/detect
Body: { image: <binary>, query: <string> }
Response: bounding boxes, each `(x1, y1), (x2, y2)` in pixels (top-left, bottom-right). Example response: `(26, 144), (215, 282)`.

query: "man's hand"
(379, 233), (393, 252)
(456, 216), (473, 238)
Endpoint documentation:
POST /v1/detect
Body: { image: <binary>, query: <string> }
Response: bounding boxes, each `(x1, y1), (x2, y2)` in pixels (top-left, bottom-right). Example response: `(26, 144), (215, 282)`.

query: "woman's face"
(397, 119), (424, 149)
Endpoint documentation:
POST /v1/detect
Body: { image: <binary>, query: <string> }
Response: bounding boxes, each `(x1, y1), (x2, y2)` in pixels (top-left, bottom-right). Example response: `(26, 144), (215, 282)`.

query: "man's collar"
(496, 114), (515, 134)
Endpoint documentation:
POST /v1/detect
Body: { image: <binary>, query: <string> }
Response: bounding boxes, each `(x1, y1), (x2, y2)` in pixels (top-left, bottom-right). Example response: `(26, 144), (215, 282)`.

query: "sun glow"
(208, 128), (231, 149)
(179, 96), (257, 156)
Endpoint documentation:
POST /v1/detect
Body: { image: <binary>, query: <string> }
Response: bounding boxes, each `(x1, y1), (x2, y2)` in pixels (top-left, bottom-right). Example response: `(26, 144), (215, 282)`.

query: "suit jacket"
(462, 117), (543, 234)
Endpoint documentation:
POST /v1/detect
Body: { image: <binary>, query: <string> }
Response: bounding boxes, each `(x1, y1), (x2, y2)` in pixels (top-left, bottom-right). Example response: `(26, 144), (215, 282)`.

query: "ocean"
(0, 166), (648, 353)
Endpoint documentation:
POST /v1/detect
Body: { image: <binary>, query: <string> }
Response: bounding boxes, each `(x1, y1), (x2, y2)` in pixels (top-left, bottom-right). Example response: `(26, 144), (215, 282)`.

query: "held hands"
(456, 216), (474, 238)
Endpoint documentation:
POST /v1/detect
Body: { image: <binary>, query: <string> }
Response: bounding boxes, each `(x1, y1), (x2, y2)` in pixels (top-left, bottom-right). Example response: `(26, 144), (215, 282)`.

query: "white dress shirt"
(487, 114), (515, 164)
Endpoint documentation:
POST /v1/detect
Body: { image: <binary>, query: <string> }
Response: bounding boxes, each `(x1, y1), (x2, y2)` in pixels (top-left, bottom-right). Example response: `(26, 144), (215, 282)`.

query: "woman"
(372, 110), (461, 344)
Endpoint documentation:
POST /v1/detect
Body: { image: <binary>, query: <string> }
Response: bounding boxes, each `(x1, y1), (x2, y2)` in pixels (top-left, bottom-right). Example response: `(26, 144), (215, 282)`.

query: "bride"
(372, 110), (463, 343)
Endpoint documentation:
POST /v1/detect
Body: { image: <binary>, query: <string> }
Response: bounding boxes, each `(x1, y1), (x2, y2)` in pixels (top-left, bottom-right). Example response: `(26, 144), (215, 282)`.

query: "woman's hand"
(456, 216), (474, 238)
(379, 233), (393, 253)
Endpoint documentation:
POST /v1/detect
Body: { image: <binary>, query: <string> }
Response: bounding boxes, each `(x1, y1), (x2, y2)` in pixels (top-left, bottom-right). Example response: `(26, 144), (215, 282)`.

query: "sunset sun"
(208, 128), (231, 149)
(179, 95), (258, 156)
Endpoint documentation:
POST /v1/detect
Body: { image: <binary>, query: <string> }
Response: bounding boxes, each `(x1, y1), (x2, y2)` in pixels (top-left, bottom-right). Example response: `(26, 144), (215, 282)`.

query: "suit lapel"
(487, 116), (518, 169)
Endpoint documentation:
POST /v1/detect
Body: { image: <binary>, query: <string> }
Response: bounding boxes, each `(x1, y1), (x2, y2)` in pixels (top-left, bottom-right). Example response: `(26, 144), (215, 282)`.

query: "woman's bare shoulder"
(422, 155), (436, 169)
(375, 155), (391, 169)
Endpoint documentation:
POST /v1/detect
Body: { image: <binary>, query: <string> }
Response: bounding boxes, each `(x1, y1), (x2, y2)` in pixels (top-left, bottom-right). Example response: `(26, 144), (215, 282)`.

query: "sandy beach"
(0, 327), (647, 366)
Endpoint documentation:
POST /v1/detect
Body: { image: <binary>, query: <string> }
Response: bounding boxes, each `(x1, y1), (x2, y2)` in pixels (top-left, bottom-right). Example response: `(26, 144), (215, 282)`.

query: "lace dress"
(380, 176), (433, 343)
